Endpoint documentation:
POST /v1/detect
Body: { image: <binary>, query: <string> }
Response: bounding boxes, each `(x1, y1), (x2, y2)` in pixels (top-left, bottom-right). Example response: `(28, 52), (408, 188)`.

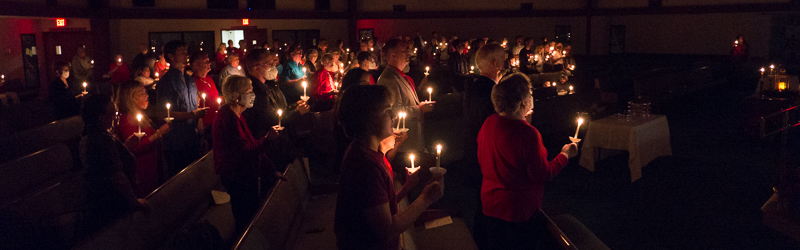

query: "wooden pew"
(73, 151), (235, 250)
(544, 211), (610, 250)
(0, 116), (83, 166)
(0, 143), (88, 250)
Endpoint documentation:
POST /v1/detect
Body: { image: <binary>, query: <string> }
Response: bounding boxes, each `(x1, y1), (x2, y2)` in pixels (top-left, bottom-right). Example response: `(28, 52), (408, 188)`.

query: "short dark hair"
(492, 73), (532, 114)
(356, 51), (373, 64)
(383, 38), (404, 52)
(338, 85), (390, 139)
(246, 49), (269, 71)
(164, 40), (187, 63)
(189, 51), (208, 64)
(82, 94), (112, 132)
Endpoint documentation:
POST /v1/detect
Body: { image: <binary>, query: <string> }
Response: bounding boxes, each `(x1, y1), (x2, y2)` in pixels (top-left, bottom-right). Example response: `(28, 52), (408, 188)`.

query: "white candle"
(425, 66), (430, 75)
(238, 66), (242, 70)
(277, 109), (283, 127)
(166, 103), (171, 119)
(136, 113), (143, 134)
(396, 112), (402, 130)
(302, 81), (308, 98)
(436, 144), (442, 168)
(569, 85), (574, 93)
(427, 87), (432, 102)
(408, 154), (418, 173)
(770, 64), (775, 75)
(82, 82), (87, 93)
(402, 112), (406, 129)
(201, 93), (206, 108)
(470, 66), (474, 73)
(302, 67), (307, 75)
(574, 118), (584, 139)
(155, 72), (159, 79)
(217, 97), (222, 111)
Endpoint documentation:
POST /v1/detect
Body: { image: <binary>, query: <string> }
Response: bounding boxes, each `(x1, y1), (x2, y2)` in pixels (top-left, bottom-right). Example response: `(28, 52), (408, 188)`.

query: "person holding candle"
(191, 52), (221, 134)
(378, 39), (434, 154)
(71, 47), (93, 89)
(219, 54), (245, 88)
(156, 40), (208, 177)
(109, 54), (131, 85)
(133, 66), (155, 88)
(213, 75), (287, 233)
(341, 51), (377, 92)
(462, 43), (507, 189)
(309, 54), (338, 112)
(80, 94), (149, 230)
(448, 39), (470, 75)
(278, 46), (308, 104)
(49, 61), (83, 120)
(730, 35), (749, 63)
(473, 73), (578, 250)
(304, 48), (320, 74)
(215, 43), (228, 72)
(335, 85), (442, 250)
(115, 80), (172, 197)
(154, 51), (169, 77)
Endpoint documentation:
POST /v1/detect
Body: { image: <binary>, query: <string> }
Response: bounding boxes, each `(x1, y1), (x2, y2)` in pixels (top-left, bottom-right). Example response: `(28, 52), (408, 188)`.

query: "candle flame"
(166, 103), (171, 109)
(155, 72), (159, 77)
(577, 118), (584, 126)
(238, 66), (242, 70)
(136, 114), (143, 122)
(761, 68), (765, 72)
(278, 109), (283, 116)
(118, 58), (122, 62)
(425, 66), (430, 72)
(436, 144), (442, 154)
(409, 154), (415, 162)
(569, 86), (574, 90)
(302, 81), (307, 88)
(428, 87), (432, 94)
(771, 65), (775, 69)
(201, 93), (206, 99)
(217, 97), (222, 104)
(82, 82), (87, 87)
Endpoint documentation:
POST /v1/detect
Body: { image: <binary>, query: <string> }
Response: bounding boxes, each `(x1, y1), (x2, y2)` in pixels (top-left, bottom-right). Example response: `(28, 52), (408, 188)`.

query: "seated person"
(334, 85), (444, 250)
(213, 75), (287, 232)
(310, 54), (337, 112)
(80, 94), (149, 230)
(474, 73), (578, 250)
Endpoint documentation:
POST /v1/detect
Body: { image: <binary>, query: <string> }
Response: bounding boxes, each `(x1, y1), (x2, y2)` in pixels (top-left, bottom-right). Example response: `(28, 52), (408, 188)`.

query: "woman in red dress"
(115, 80), (172, 197)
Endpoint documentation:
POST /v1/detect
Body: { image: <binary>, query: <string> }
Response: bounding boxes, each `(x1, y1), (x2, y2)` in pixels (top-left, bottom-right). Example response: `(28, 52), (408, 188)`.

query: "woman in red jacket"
(115, 80), (172, 197)
(310, 54), (338, 112)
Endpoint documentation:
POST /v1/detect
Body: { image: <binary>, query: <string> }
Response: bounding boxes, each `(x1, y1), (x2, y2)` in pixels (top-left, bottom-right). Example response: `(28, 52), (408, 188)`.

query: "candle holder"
(429, 167), (447, 178)
(164, 117), (174, 122)
(393, 128), (409, 133)
(134, 132), (146, 138)
(569, 137), (581, 143)
(300, 96), (310, 102)
(272, 125), (285, 131)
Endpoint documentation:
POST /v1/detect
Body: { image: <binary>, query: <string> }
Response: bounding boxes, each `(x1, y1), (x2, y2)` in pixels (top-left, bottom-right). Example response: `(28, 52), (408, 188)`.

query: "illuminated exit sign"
(242, 19), (249, 25)
(56, 18), (66, 27)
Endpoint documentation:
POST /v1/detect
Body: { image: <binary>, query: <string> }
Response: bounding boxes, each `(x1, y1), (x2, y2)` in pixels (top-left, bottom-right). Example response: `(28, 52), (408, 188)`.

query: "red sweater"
(212, 104), (274, 181)
(117, 113), (160, 197)
(311, 68), (336, 101)
(477, 114), (568, 222)
(194, 74), (220, 126)
(110, 63), (130, 83)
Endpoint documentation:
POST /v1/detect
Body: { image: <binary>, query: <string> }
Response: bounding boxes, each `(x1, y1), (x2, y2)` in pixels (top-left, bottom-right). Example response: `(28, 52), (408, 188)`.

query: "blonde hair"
(222, 75), (252, 103)
(116, 80), (151, 127)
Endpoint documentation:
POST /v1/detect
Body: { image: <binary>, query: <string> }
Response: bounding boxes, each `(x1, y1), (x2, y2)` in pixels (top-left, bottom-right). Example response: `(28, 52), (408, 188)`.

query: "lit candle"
(470, 66), (474, 73)
(167, 63), (170, 67)
(427, 87), (433, 102)
(118, 58), (122, 63)
(402, 112), (406, 129)
(277, 109), (283, 127)
(574, 118), (584, 139)
(217, 97), (222, 111)
(436, 144), (442, 168)
(408, 154), (419, 174)
(339, 69), (344, 75)
(760, 68), (765, 76)
(370, 48), (374, 52)
(302, 81), (308, 98)
(82, 82), (88, 94)
(201, 93), (206, 108)
(136, 113), (143, 134)
(770, 64), (775, 75)
(396, 112), (402, 131)
(346, 48), (350, 52)
(569, 85), (574, 94)
(570, 65), (575, 70)
(166, 103), (171, 119)
(302, 67), (306, 76)
(238, 66), (241, 70)
(155, 72), (159, 79)
(340, 62), (344, 70)
(425, 66), (430, 75)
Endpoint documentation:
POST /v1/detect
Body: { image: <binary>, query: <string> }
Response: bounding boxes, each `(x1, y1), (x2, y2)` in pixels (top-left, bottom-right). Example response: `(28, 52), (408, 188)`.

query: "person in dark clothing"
(131, 43), (150, 78)
(462, 43), (507, 189)
(518, 37), (536, 74)
(341, 51), (377, 93)
(80, 94), (149, 230)
(448, 39), (470, 75)
(49, 61), (83, 120)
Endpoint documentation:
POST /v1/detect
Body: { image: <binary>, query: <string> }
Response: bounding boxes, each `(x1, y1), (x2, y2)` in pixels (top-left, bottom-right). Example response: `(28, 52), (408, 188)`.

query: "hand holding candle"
(436, 144), (442, 168)
(278, 109), (283, 127)
(165, 103), (172, 121)
(82, 82), (88, 94)
(425, 66), (430, 76)
(201, 93), (207, 108)
(137, 114), (143, 134)
(427, 87), (433, 102)
(216, 97), (222, 112)
(407, 154), (419, 174)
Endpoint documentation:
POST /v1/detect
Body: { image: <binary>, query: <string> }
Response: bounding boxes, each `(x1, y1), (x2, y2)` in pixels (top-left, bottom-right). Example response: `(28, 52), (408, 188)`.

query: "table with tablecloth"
(578, 115), (672, 182)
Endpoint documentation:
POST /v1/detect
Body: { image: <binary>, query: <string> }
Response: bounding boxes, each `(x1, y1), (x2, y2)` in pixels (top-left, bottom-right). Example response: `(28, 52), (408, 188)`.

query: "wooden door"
(42, 31), (93, 84)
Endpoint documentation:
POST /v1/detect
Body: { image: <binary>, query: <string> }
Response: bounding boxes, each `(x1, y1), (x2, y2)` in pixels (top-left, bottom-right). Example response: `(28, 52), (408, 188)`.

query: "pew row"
(0, 116), (84, 165)
(0, 143), (88, 249)
(73, 151), (236, 250)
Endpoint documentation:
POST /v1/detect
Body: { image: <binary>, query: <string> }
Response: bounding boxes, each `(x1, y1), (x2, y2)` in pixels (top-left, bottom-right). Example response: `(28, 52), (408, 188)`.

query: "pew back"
(73, 152), (220, 250)
(233, 158), (310, 250)
(0, 116), (83, 165)
(0, 144), (75, 207)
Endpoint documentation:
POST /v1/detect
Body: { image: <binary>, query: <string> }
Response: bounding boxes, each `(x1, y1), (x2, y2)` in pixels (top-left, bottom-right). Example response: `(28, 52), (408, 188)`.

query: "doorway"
(221, 30), (244, 49)
(42, 31), (93, 87)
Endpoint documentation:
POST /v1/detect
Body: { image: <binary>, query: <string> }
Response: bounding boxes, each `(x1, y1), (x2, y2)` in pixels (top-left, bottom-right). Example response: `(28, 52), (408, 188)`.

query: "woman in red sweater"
(213, 75), (287, 233)
(310, 54), (338, 112)
(475, 73), (577, 250)
(109, 54), (131, 84)
(115, 80), (172, 197)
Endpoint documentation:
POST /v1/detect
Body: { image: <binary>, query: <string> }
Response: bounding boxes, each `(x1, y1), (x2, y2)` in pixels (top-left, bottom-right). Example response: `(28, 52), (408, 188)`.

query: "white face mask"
(239, 92), (255, 108)
(264, 66), (278, 81)
(367, 61), (377, 70)
(61, 71), (70, 79)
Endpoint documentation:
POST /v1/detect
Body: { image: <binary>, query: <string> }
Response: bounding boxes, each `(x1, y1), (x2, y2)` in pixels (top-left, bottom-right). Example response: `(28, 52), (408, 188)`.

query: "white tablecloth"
(579, 115), (672, 181)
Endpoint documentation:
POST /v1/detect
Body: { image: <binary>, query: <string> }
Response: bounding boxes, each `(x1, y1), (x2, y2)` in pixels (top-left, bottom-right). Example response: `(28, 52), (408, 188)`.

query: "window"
(272, 30), (321, 51)
(315, 0), (330, 10)
(555, 26), (571, 44)
(221, 30), (245, 48)
(208, 0), (237, 9)
(132, 0), (155, 7)
(149, 31), (215, 56)
(609, 25), (625, 54)
(248, 0), (275, 10)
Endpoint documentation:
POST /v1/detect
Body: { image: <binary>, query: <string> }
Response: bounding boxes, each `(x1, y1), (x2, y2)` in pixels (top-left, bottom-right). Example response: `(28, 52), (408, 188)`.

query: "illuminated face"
(134, 86), (149, 110)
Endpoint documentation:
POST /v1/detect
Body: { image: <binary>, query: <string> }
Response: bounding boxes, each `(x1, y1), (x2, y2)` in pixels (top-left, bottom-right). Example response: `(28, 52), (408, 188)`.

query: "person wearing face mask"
(341, 51), (377, 92)
(49, 61), (83, 120)
(115, 80), (172, 197)
(80, 94), (150, 231)
(213, 75), (287, 233)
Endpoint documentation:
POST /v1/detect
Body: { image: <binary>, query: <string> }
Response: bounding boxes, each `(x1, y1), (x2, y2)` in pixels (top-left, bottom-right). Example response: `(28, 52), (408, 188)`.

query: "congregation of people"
(37, 30), (583, 249)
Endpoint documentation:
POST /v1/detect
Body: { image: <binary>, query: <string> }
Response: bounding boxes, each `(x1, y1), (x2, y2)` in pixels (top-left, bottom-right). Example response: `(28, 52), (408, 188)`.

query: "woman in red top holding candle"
(115, 80), (172, 197)
(474, 73), (578, 249)
(109, 54), (131, 84)
(191, 52), (220, 128)
(310, 54), (337, 112)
